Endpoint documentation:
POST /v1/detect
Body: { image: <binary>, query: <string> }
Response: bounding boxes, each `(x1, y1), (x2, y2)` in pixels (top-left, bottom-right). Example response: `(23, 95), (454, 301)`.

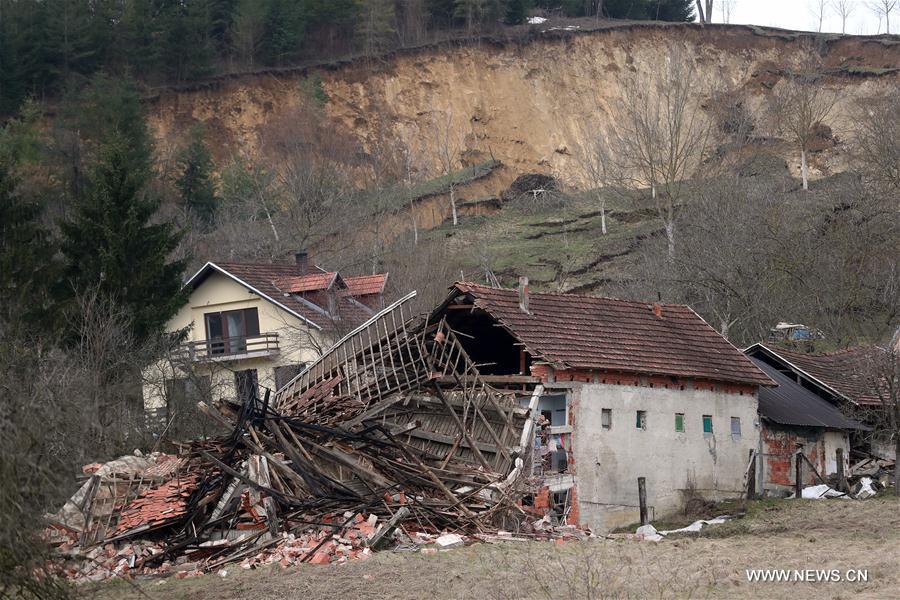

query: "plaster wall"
(142, 272), (329, 414)
(572, 382), (759, 532)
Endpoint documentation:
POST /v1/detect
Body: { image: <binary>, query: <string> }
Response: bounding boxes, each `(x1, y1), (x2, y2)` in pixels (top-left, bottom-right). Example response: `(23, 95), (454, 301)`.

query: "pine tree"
(653, 0), (695, 21)
(175, 127), (219, 226)
(60, 135), (187, 343)
(505, 0), (529, 24)
(0, 156), (58, 331)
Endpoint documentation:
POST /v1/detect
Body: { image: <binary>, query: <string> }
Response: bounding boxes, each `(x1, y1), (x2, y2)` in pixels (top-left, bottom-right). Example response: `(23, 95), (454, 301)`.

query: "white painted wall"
(571, 382), (759, 532)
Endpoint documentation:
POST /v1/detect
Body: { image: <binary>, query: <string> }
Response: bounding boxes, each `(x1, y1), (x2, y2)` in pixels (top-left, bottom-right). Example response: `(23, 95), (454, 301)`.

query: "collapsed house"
(429, 282), (774, 531)
(48, 290), (572, 582)
(748, 356), (868, 495)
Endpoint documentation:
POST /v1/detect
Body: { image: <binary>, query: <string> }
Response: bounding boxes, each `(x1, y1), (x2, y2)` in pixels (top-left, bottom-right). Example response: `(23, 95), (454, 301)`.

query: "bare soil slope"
(146, 24), (900, 194)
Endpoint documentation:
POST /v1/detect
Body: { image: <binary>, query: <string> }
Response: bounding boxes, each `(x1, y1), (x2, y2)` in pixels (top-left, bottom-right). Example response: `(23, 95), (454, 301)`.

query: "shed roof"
(746, 343), (882, 406)
(446, 282), (774, 387)
(750, 358), (867, 430)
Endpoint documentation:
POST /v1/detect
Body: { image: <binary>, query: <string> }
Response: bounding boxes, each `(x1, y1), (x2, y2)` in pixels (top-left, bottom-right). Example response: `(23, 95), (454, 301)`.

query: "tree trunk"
(665, 220), (676, 260)
(800, 148), (809, 190)
(695, 0), (706, 23)
(450, 182), (458, 226)
(601, 206), (607, 235)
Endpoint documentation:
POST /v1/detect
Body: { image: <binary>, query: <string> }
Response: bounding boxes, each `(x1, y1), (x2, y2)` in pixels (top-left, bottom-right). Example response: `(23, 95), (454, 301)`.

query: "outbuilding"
(432, 282), (774, 531)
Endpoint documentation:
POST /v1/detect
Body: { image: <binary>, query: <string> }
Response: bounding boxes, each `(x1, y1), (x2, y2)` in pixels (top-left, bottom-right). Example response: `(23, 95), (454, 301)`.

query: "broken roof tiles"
(448, 282), (774, 387)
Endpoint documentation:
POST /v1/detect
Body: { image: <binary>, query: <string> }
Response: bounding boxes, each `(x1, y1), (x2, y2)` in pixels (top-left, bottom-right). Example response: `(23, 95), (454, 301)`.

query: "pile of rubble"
(45, 295), (583, 583)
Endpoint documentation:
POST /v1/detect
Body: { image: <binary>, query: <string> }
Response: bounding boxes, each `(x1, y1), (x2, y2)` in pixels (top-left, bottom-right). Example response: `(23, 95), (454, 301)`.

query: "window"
(675, 413), (685, 432)
(730, 417), (742, 438)
(702, 415), (713, 435)
(274, 363), (306, 390)
(234, 369), (259, 404)
(601, 408), (612, 430)
(204, 308), (260, 355)
(636, 410), (647, 430)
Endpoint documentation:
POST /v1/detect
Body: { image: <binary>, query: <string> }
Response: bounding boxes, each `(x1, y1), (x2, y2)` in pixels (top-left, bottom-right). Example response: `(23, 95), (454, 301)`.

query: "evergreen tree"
(175, 127), (219, 225)
(0, 156), (58, 331)
(60, 135), (187, 343)
(505, 0), (529, 24)
(260, 0), (307, 65)
(653, 0), (695, 21)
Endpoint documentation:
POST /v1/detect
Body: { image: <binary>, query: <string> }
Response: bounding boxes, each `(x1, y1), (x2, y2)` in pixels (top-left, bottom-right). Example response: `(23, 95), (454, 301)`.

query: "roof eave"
(744, 343), (857, 405)
(197, 262), (324, 331)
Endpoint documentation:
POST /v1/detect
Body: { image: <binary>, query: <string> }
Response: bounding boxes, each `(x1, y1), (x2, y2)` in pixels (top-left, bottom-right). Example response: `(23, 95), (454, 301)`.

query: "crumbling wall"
(572, 381), (758, 532)
(760, 424), (850, 494)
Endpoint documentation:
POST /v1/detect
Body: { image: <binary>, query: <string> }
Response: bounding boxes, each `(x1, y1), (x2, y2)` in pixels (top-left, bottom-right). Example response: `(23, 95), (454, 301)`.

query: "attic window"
(636, 410), (647, 430)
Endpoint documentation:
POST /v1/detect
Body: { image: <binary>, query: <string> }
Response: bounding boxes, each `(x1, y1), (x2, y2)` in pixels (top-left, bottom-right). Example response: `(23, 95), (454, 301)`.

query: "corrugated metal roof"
(751, 358), (867, 430)
(449, 282), (774, 387)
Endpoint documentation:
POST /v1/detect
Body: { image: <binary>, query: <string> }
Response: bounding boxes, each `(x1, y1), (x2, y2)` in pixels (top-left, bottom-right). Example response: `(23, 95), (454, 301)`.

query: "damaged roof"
(445, 282), (774, 387)
(185, 261), (387, 331)
(745, 343), (882, 406)
(750, 357), (868, 430)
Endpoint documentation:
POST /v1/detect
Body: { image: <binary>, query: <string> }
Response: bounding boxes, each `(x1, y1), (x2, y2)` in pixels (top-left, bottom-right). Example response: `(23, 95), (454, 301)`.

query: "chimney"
(652, 302), (663, 318)
(518, 276), (530, 314)
(294, 251), (310, 274)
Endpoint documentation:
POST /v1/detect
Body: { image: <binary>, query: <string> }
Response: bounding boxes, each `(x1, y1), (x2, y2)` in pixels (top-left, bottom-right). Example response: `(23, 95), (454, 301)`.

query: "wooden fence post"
(638, 477), (648, 525)
(795, 450), (803, 499)
(747, 449), (756, 499)
(836, 447), (848, 492)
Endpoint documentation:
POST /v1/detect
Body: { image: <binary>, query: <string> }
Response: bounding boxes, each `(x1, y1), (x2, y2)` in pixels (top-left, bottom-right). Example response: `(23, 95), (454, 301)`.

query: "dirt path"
(94, 496), (899, 600)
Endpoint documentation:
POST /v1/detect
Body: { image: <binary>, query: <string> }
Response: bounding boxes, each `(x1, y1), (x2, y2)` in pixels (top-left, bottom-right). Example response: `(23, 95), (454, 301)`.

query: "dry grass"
(92, 496), (899, 600)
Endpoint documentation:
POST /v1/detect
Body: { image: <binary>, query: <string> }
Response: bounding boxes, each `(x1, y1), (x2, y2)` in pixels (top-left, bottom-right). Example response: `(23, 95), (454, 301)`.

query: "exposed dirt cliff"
(146, 23), (899, 199)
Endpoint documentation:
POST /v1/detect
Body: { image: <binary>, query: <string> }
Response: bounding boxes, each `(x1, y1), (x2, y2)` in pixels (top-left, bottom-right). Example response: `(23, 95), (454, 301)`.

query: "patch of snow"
(527, 16), (547, 24)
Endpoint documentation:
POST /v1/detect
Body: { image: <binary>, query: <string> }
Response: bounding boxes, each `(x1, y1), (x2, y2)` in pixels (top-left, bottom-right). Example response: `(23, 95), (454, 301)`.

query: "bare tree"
(720, 0), (736, 23)
(831, 0), (856, 33)
(695, 0), (714, 23)
(607, 52), (715, 259)
(868, 0), (898, 33)
(769, 58), (839, 191)
(572, 122), (614, 235)
(810, 0), (828, 31)
(852, 94), (900, 191)
(862, 344), (900, 495)
(431, 107), (465, 226)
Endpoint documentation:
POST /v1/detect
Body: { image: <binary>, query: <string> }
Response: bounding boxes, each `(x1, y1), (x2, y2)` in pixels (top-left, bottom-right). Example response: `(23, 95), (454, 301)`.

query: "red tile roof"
(275, 272), (338, 293)
(341, 274), (388, 296)
(190, 262), (387, 331)
(449, 282), (774, 387)
(756, 344), (882, 405)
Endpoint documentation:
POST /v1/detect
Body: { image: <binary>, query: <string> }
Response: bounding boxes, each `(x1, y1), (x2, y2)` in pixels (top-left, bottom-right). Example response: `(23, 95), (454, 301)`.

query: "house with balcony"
(142, 253), (388, 425)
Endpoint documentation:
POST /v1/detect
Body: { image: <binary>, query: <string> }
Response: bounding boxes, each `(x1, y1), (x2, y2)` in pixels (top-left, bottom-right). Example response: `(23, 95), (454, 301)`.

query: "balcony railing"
(178, 332), (279, 362)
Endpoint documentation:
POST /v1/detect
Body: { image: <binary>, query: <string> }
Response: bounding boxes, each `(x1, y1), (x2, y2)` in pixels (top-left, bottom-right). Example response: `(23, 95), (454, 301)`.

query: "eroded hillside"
(147, 23), (900, 197)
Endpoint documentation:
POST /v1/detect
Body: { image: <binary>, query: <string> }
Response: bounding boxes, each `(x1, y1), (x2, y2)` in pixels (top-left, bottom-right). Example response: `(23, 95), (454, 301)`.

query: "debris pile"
(848, 456), (895, 492)
(47, 295), (574, 583)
